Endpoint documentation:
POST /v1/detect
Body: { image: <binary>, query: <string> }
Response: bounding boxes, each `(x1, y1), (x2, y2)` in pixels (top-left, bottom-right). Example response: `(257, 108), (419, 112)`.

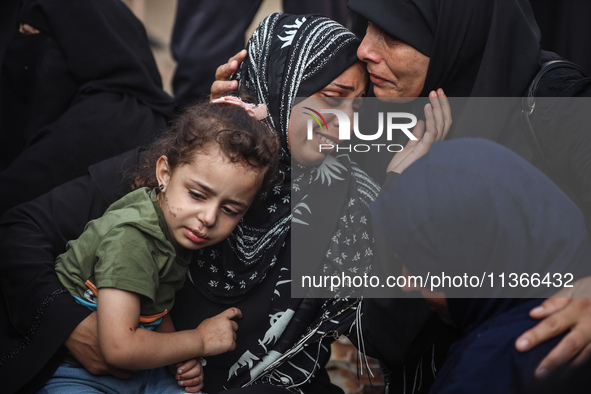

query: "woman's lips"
(367, 67), (389, 85)
(369, 72), (388, 85)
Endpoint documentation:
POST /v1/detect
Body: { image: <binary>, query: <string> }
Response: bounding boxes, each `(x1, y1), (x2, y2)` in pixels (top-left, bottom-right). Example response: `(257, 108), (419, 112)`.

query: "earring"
(158, 184), (164, 191)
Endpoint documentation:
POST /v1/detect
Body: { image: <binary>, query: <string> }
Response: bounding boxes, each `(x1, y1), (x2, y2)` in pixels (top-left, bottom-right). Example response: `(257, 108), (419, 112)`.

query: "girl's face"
(156, 144), (262, 254)
(288, 61), (369, 167)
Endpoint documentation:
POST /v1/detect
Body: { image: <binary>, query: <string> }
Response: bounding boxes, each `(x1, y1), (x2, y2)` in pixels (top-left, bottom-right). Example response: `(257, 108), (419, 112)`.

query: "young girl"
(42, 98), (279, 393)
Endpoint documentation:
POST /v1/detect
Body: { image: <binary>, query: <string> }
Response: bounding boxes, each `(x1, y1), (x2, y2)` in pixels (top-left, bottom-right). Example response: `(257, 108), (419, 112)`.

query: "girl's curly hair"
(131, 99), (280, 195)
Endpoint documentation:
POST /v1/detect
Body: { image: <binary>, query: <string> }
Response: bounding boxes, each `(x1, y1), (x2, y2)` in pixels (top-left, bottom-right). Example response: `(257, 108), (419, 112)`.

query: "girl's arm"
(0, 149), (139, 391)
(97, 287), (241, 370)
(160, 313), (176, 333)
(159, 314), (206, 391)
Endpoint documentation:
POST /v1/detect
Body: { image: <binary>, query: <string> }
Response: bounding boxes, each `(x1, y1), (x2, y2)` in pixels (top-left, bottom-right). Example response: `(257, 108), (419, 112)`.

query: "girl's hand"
(176, 358), (204, 393)
(210, 50), (247, 100)
(387, 89), (452, 174)
(194, 307), (242, 356)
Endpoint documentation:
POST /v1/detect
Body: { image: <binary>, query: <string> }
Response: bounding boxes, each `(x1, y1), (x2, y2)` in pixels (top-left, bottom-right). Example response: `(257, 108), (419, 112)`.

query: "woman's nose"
(357, 25), (380, 64)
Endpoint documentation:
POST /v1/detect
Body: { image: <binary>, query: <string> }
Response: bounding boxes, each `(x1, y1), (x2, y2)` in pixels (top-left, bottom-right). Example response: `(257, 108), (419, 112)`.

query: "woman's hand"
(64, 312), (131, 378)
(175, 358), (204, 393)
(515, 276), (591, 378)
(387, 89), (452, 174)
(210, 49), (247, 100)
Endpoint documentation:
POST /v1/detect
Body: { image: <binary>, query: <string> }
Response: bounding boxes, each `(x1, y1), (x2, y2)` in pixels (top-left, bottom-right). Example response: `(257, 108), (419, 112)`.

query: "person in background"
(370, 138), (591, 393)
(171, 0), (356, 108)
(0, 0), (175, 215)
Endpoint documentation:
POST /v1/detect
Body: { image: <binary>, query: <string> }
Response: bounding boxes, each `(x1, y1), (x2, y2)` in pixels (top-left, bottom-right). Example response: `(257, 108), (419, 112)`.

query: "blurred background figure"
(0, 0), (174, 215)
(529, 0), (591, 73)
(170, 0), (360, 108)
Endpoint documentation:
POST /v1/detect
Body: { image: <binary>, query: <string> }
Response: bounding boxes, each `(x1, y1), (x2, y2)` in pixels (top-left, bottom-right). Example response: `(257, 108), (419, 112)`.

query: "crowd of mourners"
(1, 1), (591, 393)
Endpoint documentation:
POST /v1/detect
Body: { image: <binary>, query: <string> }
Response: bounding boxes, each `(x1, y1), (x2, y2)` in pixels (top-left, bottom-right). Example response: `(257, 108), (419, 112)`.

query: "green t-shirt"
(55, 187), (190, 319)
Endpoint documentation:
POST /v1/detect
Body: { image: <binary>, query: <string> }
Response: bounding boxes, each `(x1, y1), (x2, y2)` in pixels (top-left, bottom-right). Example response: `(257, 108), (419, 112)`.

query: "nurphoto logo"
(304, 107), (417, 153)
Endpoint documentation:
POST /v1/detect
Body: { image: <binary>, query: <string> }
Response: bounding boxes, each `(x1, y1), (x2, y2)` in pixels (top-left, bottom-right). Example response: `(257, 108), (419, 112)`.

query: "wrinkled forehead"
(349, 0), (436, 57)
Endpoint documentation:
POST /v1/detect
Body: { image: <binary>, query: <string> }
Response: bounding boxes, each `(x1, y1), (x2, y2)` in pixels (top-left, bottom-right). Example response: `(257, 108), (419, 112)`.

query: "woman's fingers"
(214, 49), (247, 80)
(425, 89), (451, 141)
(427, 91), (443, 138)
(515, 292), (591, 378)
(210, 50), (247, 100)
(530, 297), (573, 319)
(437, 88), (452, 135)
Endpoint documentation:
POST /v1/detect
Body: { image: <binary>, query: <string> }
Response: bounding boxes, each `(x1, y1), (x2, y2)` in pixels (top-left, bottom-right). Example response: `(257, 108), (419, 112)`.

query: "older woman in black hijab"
(347, 0), (591, 380)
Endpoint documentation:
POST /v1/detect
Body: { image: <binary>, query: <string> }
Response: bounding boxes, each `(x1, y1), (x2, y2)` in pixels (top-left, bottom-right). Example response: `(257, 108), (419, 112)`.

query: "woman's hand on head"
(387, 89), (451, 174)
(515, 276), (591, 378)
(65, 312), (131, 378)
(175, 358), (204, 392)
(210, 50), (247, 100)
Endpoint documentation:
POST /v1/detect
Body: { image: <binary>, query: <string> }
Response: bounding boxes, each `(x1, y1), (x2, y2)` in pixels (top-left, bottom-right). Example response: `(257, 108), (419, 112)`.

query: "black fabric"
(0, 149), (140, 394)
(370, 138), (591, 393)
(530, 0), (591, 75)
(521, 58), (591, 233)
(172, 258), (343, 394)
(187, 11), (365, 304)
(349, 0), (591, 236)
(0, 0), (174, 215)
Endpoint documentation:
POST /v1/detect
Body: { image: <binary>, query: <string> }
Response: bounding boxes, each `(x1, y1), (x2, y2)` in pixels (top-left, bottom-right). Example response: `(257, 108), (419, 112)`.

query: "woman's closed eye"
(353, 97), (363, 111)
(189, 190), (205, 201)
(321, 95), (341, 107)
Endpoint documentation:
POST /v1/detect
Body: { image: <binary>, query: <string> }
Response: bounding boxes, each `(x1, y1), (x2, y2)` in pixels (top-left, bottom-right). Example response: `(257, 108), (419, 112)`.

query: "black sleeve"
(0, 0), (174, 215)
(0, 148), (139, 394)
(531, 72), (591, 233)
(379, 171), (400, 196)
(0, 91), (167, 215)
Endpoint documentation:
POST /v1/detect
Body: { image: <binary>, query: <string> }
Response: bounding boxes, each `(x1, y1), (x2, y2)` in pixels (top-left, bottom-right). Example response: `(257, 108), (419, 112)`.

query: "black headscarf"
(349, 0), (542, 97)
(371, 138), (591, 304)
(186, 13), (380, 390)
(369, 138), (591, 392)
(349, 0), (544, 161)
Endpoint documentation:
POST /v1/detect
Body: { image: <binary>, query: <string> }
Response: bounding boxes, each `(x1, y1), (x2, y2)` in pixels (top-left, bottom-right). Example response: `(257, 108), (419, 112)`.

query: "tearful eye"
(223, 206), (239, 216)
(353, 97), (364, 111)
(189, 191), (205, 200)
(322, 96), (341, 107)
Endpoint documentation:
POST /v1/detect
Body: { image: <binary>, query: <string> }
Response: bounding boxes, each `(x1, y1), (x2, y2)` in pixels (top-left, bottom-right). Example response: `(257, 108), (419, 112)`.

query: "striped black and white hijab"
(190, 13), (380, 391)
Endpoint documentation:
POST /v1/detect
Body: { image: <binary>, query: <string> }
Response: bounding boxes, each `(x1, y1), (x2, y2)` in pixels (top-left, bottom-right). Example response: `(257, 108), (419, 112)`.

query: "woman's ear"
(155, 155), (171, 191)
